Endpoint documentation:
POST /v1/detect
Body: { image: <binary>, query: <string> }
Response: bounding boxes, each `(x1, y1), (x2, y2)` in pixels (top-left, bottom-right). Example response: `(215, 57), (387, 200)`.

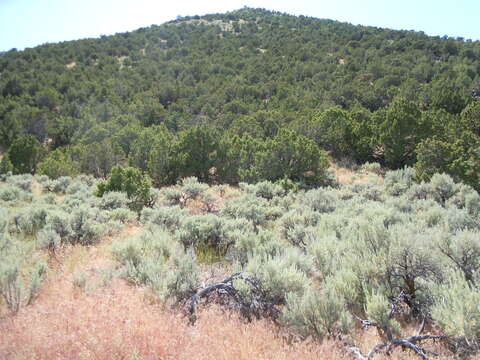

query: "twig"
(348, 314), (447, 360)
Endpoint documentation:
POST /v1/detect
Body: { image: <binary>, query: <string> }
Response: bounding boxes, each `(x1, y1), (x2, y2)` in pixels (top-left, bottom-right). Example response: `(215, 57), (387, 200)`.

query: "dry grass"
(0, 276), (346, 360)
(1, 271), (452, 360)
(330, 163), (384, 185)
(0, 219), (345, 360)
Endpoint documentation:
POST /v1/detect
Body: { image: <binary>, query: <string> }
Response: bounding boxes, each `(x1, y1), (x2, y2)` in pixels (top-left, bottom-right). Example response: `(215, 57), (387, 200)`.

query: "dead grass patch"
(0, 276), (346, 360)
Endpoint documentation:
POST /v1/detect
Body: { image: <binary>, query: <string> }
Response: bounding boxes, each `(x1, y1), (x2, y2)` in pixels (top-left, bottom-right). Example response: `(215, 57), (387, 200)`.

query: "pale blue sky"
(1, 0), (479, 51)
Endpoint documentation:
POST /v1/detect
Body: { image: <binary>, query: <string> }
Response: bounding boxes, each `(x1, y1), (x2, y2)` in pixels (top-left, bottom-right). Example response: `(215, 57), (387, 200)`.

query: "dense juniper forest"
(1, 7), (480, 360)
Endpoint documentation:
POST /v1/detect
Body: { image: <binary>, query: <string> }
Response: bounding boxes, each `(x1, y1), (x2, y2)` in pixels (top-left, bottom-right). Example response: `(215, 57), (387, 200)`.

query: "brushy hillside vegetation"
(0, 8), (480, 189)
(1, 168), (479, 359)
(1, 8), (480, 359)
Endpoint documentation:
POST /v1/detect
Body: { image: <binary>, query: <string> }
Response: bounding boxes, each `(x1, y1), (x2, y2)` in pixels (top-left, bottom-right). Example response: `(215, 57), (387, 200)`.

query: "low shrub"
(10, 205), (49, 235)
(406, 182), (436, 201)
(140, 206), (187, 231)
(6, 174), (33, 192)
(180, 176), (208, 201)
(107, 208), (137, 223)
(279, 209), (320, 246)
(45, 210), (71, 240)
(437, 230), (480, 283)
(221, 195), (281, 230)
(162, 188), (183, 206)
(200, 193), (219, 213)
(303, 188), (338, 213)
(349, 183), (385, 201)
(37, 229), (61, 251)
(0, 234), (46, 313)
(245, 255), (310, 302)
(241, 181), (286, 200)
(431, 271), (480, 351)
(111, 229), (199, 302)
(230, 229), (282, 265)
(384, 167), (416, 196)
(161, 177), (209, 208)
(444, 207), (478, 232)
(0, 207), (9, 232)
(418, 204), (446, 227)
(282, 286), (352, 339)
(365, 290), (401, 337)
(0, 185), (21, 202)
(99, 191), (129, 210)
(40, 193), (57, 205)
(446, 184), (480, 216)
(360, 162), (384, 175)
(69, 206), (104, 245)
(176, 214), (245, 257)
(307, 235), (345, 279)
(65, 181), (90, 196)
(429, 173), (457, 204)
(45, 176), (72, 193)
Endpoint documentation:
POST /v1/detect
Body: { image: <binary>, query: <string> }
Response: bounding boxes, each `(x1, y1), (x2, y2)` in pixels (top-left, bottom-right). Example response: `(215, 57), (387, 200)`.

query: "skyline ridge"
(1, 1), (480, 52)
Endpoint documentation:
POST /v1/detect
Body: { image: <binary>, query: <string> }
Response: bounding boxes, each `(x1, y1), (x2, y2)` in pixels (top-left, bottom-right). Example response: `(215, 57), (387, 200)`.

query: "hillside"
(0, 8), (479, 189)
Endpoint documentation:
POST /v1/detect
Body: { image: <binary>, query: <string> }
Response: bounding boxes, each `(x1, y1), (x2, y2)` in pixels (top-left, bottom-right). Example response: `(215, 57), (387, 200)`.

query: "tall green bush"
(96, 165), (153, 212)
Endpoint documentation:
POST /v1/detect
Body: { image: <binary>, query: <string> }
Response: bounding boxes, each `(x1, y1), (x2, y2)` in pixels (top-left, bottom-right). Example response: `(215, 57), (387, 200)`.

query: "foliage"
(176, 214), (242, 255)
(437, 230), (480, 283)
(378, 99), (426, 168)
(242, 181), (286, 200)
(431, 271), (480, 351)
(140, 205), (187, 230)
(0, 154), (14, 175)
(7, 135), (45, 174)
(111, 228), (199, 302)
(365, 290), (401, 337)
(2, 10), (480, 353)
(179, 176), (209, 202)
(68, 206), (104, 245)
(173, 126), (219, 183)
(245, 255), (310, 302)
(253, 129), (331, 187)
(221, 194), (281, 229)
(98, 191), (129, 210)
(96, 165), (153, 211)
(0, 9), (480, 188)
(37, 148), (79, 179)
(10, 205), (49, 235)
(283, 286), (352, 339)
(0, 233), (46, 312)
(384, 167), (417, 196)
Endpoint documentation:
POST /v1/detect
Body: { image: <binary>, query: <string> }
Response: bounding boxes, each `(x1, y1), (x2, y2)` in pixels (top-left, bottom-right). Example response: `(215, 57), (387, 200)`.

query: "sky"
(1, 0), (480, 52)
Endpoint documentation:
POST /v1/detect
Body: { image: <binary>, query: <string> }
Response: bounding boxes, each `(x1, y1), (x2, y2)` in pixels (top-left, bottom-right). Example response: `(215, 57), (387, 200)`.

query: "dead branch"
(348, 314), (447, 360)
(185, 272), (281, 324)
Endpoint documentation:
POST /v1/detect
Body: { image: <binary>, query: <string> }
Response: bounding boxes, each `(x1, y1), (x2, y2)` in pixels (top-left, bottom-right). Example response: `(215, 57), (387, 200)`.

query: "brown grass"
(330, 163), (384, 186)
(0, 219), (347, 360)
(0, 276), (346, 360)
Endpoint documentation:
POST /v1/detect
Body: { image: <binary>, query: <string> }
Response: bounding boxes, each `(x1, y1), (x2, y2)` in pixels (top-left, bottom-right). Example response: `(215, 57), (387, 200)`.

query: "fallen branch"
(185, 272), (281, 324)
(348, 315), (447, 360)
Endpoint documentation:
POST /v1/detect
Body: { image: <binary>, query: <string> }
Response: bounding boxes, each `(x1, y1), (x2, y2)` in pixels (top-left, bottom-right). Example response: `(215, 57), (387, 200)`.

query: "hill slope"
(0, 8), (479, 187)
